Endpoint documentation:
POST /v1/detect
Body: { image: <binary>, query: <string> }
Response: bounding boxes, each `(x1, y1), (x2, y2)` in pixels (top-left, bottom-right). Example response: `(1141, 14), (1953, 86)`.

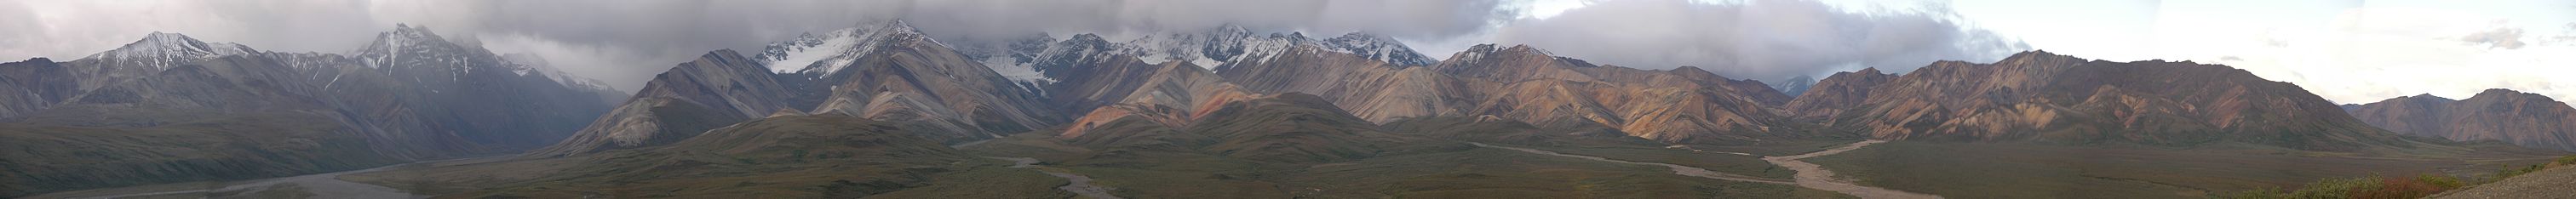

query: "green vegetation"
(1803, 141), (2559, 199)
(2218, 175), (2448, 199)
(341, 114), (1049, 198)
(1036, 145), (1844, 198)
(2223, 155), (2576, 199)
(1379, 116), (1796, 179)
(0, 111), (407, 197)
(958, 124), (1849, 198)
(1540, 146), (1795, 179)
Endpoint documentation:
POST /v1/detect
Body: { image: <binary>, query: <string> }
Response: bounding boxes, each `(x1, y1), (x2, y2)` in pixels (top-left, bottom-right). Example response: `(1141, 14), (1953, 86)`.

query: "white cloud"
(4, 0), (2564, 102)
(1490, 0), (2027, 82)
(2189, 8), (2576, 104)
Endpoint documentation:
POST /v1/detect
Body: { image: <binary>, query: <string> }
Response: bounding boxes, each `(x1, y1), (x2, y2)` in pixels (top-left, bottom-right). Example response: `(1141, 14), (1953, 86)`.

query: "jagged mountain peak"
(1776, 74), (1818, 96)
(363, 24), (457, 52)
(1440, 43), (1561, 66)
(2407, 93), (2457, 101)
(750, 20), (936, 75)
(353, 23), (498, 71)
(83, 31), (260, 68)
(1853, 67), (1885, 75)
(1996, 49), (2080, 64)
(2471, 88), (2550, 100)
(1070, 33), (1107, 41)
(1014, 24), (1437, 71)
(1320, 31), (1437, 66)
(389, 24), (441, 40)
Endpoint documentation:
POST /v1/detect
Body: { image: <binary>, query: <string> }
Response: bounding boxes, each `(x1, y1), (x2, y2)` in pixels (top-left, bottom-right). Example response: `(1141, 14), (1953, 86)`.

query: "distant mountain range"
(0, 25), (622, 196)
(2348, 89), (2576, 151)
(10, 20), (2576, 197)
(531, 20), (2516, 161)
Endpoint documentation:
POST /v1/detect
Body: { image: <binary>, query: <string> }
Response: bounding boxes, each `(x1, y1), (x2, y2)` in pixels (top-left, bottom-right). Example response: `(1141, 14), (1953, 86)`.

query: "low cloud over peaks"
(0, 0), (1520, 91)
(1492, 0), (2028, 82)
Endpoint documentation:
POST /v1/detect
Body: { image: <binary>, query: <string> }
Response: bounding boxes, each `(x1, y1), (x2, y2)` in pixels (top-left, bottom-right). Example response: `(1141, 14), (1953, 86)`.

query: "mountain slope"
(452, 114), (981, 198)
(1783, 68), (1896, 121)
(792, 21), (1064, 142)
(532, 20), (1067, 158)
(1061, 93), (1465, 163)
(0, 27), (620, 196)
(2349, 89), (2576, 151)
(1822, 51), (2416, 151)
(1217, 43), (1482, 122)
(1431, 44), (1795, 143)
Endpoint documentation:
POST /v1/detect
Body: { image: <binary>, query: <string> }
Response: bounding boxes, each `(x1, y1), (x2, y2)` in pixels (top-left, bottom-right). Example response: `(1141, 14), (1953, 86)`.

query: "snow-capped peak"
(354, 24), (468, 69)
(994, 24), (1443, 72)
(83, 31), (261, 69)
(1320, 32), (1437, 66)
(1103, 24), (1321, 70)
(351, 23), (512, 80)
(950, 33), (1064, 95)
(751, 20), (930, 75)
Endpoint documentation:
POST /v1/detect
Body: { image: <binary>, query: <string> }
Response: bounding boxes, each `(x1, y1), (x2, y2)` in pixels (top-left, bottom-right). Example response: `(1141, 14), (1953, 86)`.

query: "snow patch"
(754, 21), (924, 76)
(759, 29), (863, 74)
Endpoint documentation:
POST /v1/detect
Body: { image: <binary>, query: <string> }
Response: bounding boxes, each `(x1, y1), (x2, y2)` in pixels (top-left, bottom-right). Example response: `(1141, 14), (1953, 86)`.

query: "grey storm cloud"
(0, 0), (1518, 91)
(1492, 0), (2028, 82)
(360, 0), (1520, 91)
(2, 0), (2020, 89)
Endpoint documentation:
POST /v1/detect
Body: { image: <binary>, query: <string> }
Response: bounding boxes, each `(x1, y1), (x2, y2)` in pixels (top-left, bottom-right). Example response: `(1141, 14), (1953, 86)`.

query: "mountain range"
(0, 25), (622, 196)
(2348, 89), (2576, 151)
(10, 20), (2576, 198)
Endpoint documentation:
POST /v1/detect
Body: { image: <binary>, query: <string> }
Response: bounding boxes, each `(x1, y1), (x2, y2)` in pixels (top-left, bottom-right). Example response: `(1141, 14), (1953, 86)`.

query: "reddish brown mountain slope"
(1822, 51), (2416, 151)
(1783, 68), (1896, 121)
(1431, 44), (1795, 143)
(2349, 89), (2576, 151)
(531, 21), (1065, 158)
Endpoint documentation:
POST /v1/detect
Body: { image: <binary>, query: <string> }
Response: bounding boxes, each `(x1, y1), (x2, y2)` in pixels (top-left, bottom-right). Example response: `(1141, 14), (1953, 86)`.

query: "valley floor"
(1478, 140), (1939, 199)
(1802, 141), (2567, 199)
(57, 134), (2558, 199)
(24, 156), (514, 199)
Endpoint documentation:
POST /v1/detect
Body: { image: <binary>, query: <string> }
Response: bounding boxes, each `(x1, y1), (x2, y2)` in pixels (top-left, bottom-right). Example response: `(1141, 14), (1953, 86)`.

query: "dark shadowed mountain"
(1776, 75), (1816, 96)
(1783, 68), (1896, 121)
(0, 26), (620, 196)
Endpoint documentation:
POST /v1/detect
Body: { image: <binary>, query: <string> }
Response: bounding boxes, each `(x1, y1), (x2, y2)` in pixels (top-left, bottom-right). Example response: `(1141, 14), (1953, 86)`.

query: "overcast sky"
(2, 0), (2570, 104)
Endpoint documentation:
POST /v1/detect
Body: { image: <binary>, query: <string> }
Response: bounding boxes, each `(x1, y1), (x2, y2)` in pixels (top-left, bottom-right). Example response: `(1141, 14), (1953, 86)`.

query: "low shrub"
(2353, 177), (2442, 199)
(2230, 157), (2573, 199)
(2224, 174), (2464, 199)
(2414, 173), (2464, 190)
(2286, 177), (2380, 198)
